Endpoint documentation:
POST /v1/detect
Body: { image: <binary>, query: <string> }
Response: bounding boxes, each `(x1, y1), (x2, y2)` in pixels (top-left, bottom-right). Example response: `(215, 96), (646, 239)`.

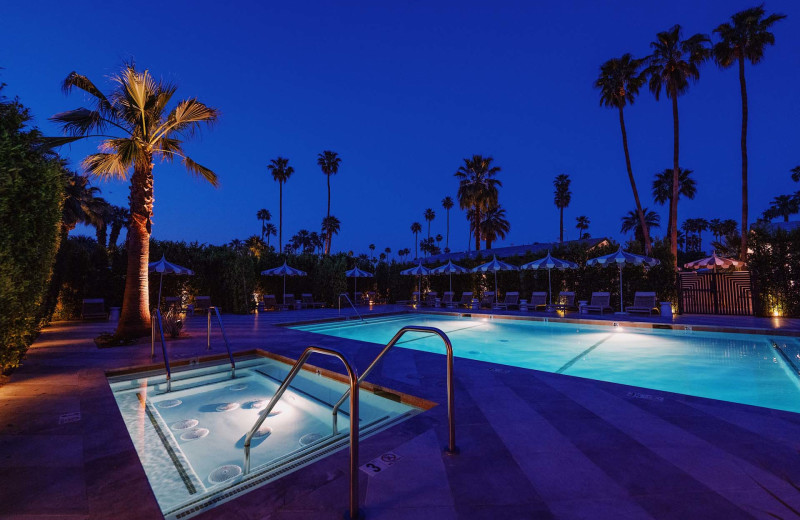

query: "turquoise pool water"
(293, 314), (800, 413)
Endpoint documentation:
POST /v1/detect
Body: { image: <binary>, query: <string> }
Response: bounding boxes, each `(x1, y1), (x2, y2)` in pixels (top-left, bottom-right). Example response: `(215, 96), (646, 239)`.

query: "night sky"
(3, 0), (799, 255)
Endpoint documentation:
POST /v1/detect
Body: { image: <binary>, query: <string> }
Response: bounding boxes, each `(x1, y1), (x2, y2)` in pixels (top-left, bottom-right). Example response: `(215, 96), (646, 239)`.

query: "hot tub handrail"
(150, 308), (172, 392)
(331, 325), (457, 454)
(207, 306), (236, 379)
(338, 293), (364, 322)
(243, 346), (360, 519)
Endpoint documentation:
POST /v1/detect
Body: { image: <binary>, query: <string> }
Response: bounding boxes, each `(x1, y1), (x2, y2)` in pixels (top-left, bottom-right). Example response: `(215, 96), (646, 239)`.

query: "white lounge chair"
(585, 292), (612, 314)
(627, 292), (658, 315)
(495, 291), (519, 310)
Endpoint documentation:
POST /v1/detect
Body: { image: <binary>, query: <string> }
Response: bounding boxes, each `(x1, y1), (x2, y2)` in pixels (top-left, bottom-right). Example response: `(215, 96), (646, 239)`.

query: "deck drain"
(299, 433), (323, 446)
(216, 402), (240, 412)
(158, 399), (182, 409)
(171, 419), (199, 430)
(228, 384), (248, 391)
(180, 428), (209, 441)
(254, 425), (272, 438)
(208, 464), (242, 484)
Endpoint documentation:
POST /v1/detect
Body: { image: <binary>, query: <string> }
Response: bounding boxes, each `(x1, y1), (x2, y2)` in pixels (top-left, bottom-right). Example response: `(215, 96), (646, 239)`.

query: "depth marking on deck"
(555, 334), (614, 374)
(58, 412), (81, 424)
(359, 452), (401, 476)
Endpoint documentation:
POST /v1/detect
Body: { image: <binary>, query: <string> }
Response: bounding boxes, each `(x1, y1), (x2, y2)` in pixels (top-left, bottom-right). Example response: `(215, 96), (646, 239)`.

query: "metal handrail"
(243, 346), (360, 519)
(150, 309), (172, 392)
(207, 306), (236, 379)
(331, 325), (457, 454)
(338, 293), (364, 322)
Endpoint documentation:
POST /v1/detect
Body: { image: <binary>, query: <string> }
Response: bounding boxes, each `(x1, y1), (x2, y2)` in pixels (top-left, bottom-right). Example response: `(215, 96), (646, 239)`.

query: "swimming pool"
(108, 354), (424, 519)
(293, 313), (800, 413)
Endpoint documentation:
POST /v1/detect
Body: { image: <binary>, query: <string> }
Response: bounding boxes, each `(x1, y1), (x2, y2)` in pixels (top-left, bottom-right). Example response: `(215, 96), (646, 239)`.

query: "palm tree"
(442, 196), (454, 249)
(50, 65), (219, 338)
(455, 155), (502, 251)
(245, 235), (266, 257)
(764, 195), (799, 223)
(229, 238), (245, 254)
(61, 172), (104, 233)
(256, 209), (271, 240)
(267, 157), (294, 254)
(621, 208), (660, 245)
(309, 231), (323, 254)
(423, 208), (436, 255)
(317, 150), (341, 220)
(685, 218), (710, 251)
(264, 223), (277, 248)
(553, 174), (572, 242)
(713, 6), (786, 262)
(575, 215), (591, 239)
(595, 53), (652, 254)
(481, 205), (510, 249)
(411, 222), (422, 258)
(321, 215), (341, 253)
(652, 167), (697, 241)
(369, 243), (375, 261)
(384, 247), (391, 261)
(646, 25), (710, 268)
(435, 234), (443, 250)
(108, 205), (130, 250)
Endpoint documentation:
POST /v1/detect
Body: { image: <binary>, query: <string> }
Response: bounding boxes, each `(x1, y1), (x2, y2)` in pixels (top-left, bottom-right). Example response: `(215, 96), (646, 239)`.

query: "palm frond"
(50, 108), (106, 136)
(183, 156), (219, 187)
(38, 135), (87, 148)
(156, 99), (219, 140)
(82, 152), (131, 180)
(61, 72), (113, 115)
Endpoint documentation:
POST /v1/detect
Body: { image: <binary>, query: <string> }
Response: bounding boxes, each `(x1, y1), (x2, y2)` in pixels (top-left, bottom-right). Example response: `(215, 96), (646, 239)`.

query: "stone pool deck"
(3, 306), (800, 519)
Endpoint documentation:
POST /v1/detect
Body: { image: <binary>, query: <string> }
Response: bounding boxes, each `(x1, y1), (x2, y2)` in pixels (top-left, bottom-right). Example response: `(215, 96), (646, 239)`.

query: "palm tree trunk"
(670, 95), (680, 269)
(474, 208), (481, 251)
(279, 182), (283, 253)
(446, 209), (450, 249)
(327, 175), (331, 219)
(739, 56), (749, 262)
(116, 159), (153, 338)
(559, 207), (564, 242)
(414, 232), (418, 258)
(619, 106), (652, 254)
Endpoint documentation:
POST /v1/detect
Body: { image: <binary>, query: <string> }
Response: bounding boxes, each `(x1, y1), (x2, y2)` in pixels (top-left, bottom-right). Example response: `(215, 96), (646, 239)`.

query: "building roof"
(418, 238), (611, 264)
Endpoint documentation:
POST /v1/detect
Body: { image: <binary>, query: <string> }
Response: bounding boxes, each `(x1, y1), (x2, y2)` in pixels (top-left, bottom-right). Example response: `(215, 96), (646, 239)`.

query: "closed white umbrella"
(520, 251), (578, 306)
(430, 260), (470, 292)
(148, 255), (194, 309)
(471, 255), (519, 303)
(345, 266), (374, 303)
(587, 246), (660, 312)
(684, 252), (744, 271)
(400, 262), (431, 304)
(261, 261), (307, 303)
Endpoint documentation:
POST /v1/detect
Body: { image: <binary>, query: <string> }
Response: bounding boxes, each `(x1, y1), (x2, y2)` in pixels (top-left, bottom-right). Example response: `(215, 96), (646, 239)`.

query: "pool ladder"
(242, 325), (458, 520)
(207, 306), (236, 379)
(338, 293), (364, 322)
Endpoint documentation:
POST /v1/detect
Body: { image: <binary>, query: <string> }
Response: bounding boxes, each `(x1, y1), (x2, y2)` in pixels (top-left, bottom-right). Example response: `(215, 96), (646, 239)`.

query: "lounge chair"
(424, 291), (438, 307)
(494, 291), (519, 310)
(193, 296), (211, 315)
(584, 292), (612, 315)
(554, 291), (576, 312)
(480, 291), (496, 308)
(262, 294), (278, 310)
(627, 291), (658, 315)
(457, 292), (474, 308)
(164, 296), (182, 312)
(529, 292), (547, 311)
(441, 291), (455, 308)
(81, 298), (107, 320)
(280, 294), (296, 310)
(301, 293), (324, 309)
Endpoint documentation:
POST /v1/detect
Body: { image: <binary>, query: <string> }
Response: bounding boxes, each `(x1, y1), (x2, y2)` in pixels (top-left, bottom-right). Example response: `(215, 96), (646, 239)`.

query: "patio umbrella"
(261, 261), (307, 303)
(587, 246), (660, 313)
(148, 255), (194, 309)
(684, 252), (744, 271)
(345, 266), (374, 304)
(520, 251), (578, 306)
(400, 262), (431, 305)
(471, 255), (519, 303)
(430, 260), (470, 293)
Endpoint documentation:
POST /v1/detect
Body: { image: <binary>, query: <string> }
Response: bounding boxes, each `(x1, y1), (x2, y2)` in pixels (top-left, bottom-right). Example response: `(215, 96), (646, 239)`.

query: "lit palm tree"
(455, 155), (501, 251)
(256, 209), (271, 240)
(317, 150), (341, 220)
(264, 223), (277, 248)
(442, 196), (454, 250)
(245, 235), (266, 258)
(575, 215), (591, 239)
(267, 157), (294, 254)
(652, 167), (697, 240)
(553, 174), (572, 242)
(50, 65), (219, 337)
(763, 195), (799, 223)
(646, 25), (710, 268)
(321, 215), (341, 253)
(621, 208), (660, 245)
(595, 53), (652, 254)
(480, 205), (510, 249)
(713, 5), (786, 261)
(411, 222), (422, 258)
(423, 208), (436, 255)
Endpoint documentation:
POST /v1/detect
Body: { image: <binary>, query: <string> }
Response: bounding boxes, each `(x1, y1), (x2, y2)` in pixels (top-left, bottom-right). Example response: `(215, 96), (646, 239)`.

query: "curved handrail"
(331, 325), (457, 454)
(243, 346), (360, 519)
(338, 293), (364, 322)
(152, 309), (172, 392)
(207, 306), (236, 379)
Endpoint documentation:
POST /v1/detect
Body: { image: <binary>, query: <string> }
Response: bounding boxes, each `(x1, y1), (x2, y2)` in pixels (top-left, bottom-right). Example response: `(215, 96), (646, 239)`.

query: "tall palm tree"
(652, 167), (697, 241)
(256, 208), (271, 240)
(50, 65), (219, 337)
(455, 155), (502, 251)
(646, 25), (710, 268)
(480, 205), (510, 249)
(267, 157), (294, 254)
(442, 196), (454, 249)
(423, 208), (436, 255)
(317, 150), (341, 220)
(553, 174), (572, 242)
(264, 223), (277, 248)
(321, 215), (341, 253)
(621, 207), (660, 245)
(595, 54), (652, 254)
(713, 6), (786, 262)
(411, 222), (422, 258)
(575, 215), (591, 239)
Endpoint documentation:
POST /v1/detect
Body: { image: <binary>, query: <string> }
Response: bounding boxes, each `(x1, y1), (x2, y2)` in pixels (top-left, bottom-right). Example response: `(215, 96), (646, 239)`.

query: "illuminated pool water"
(293, 314), (800, 413)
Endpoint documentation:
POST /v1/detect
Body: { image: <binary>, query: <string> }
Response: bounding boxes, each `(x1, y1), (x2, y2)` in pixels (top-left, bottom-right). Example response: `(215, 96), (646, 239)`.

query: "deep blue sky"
(3, 1), (799, 255)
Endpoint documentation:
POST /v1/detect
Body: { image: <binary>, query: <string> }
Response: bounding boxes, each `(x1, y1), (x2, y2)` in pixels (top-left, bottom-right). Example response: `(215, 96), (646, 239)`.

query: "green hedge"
(749, 227), (800, 317)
